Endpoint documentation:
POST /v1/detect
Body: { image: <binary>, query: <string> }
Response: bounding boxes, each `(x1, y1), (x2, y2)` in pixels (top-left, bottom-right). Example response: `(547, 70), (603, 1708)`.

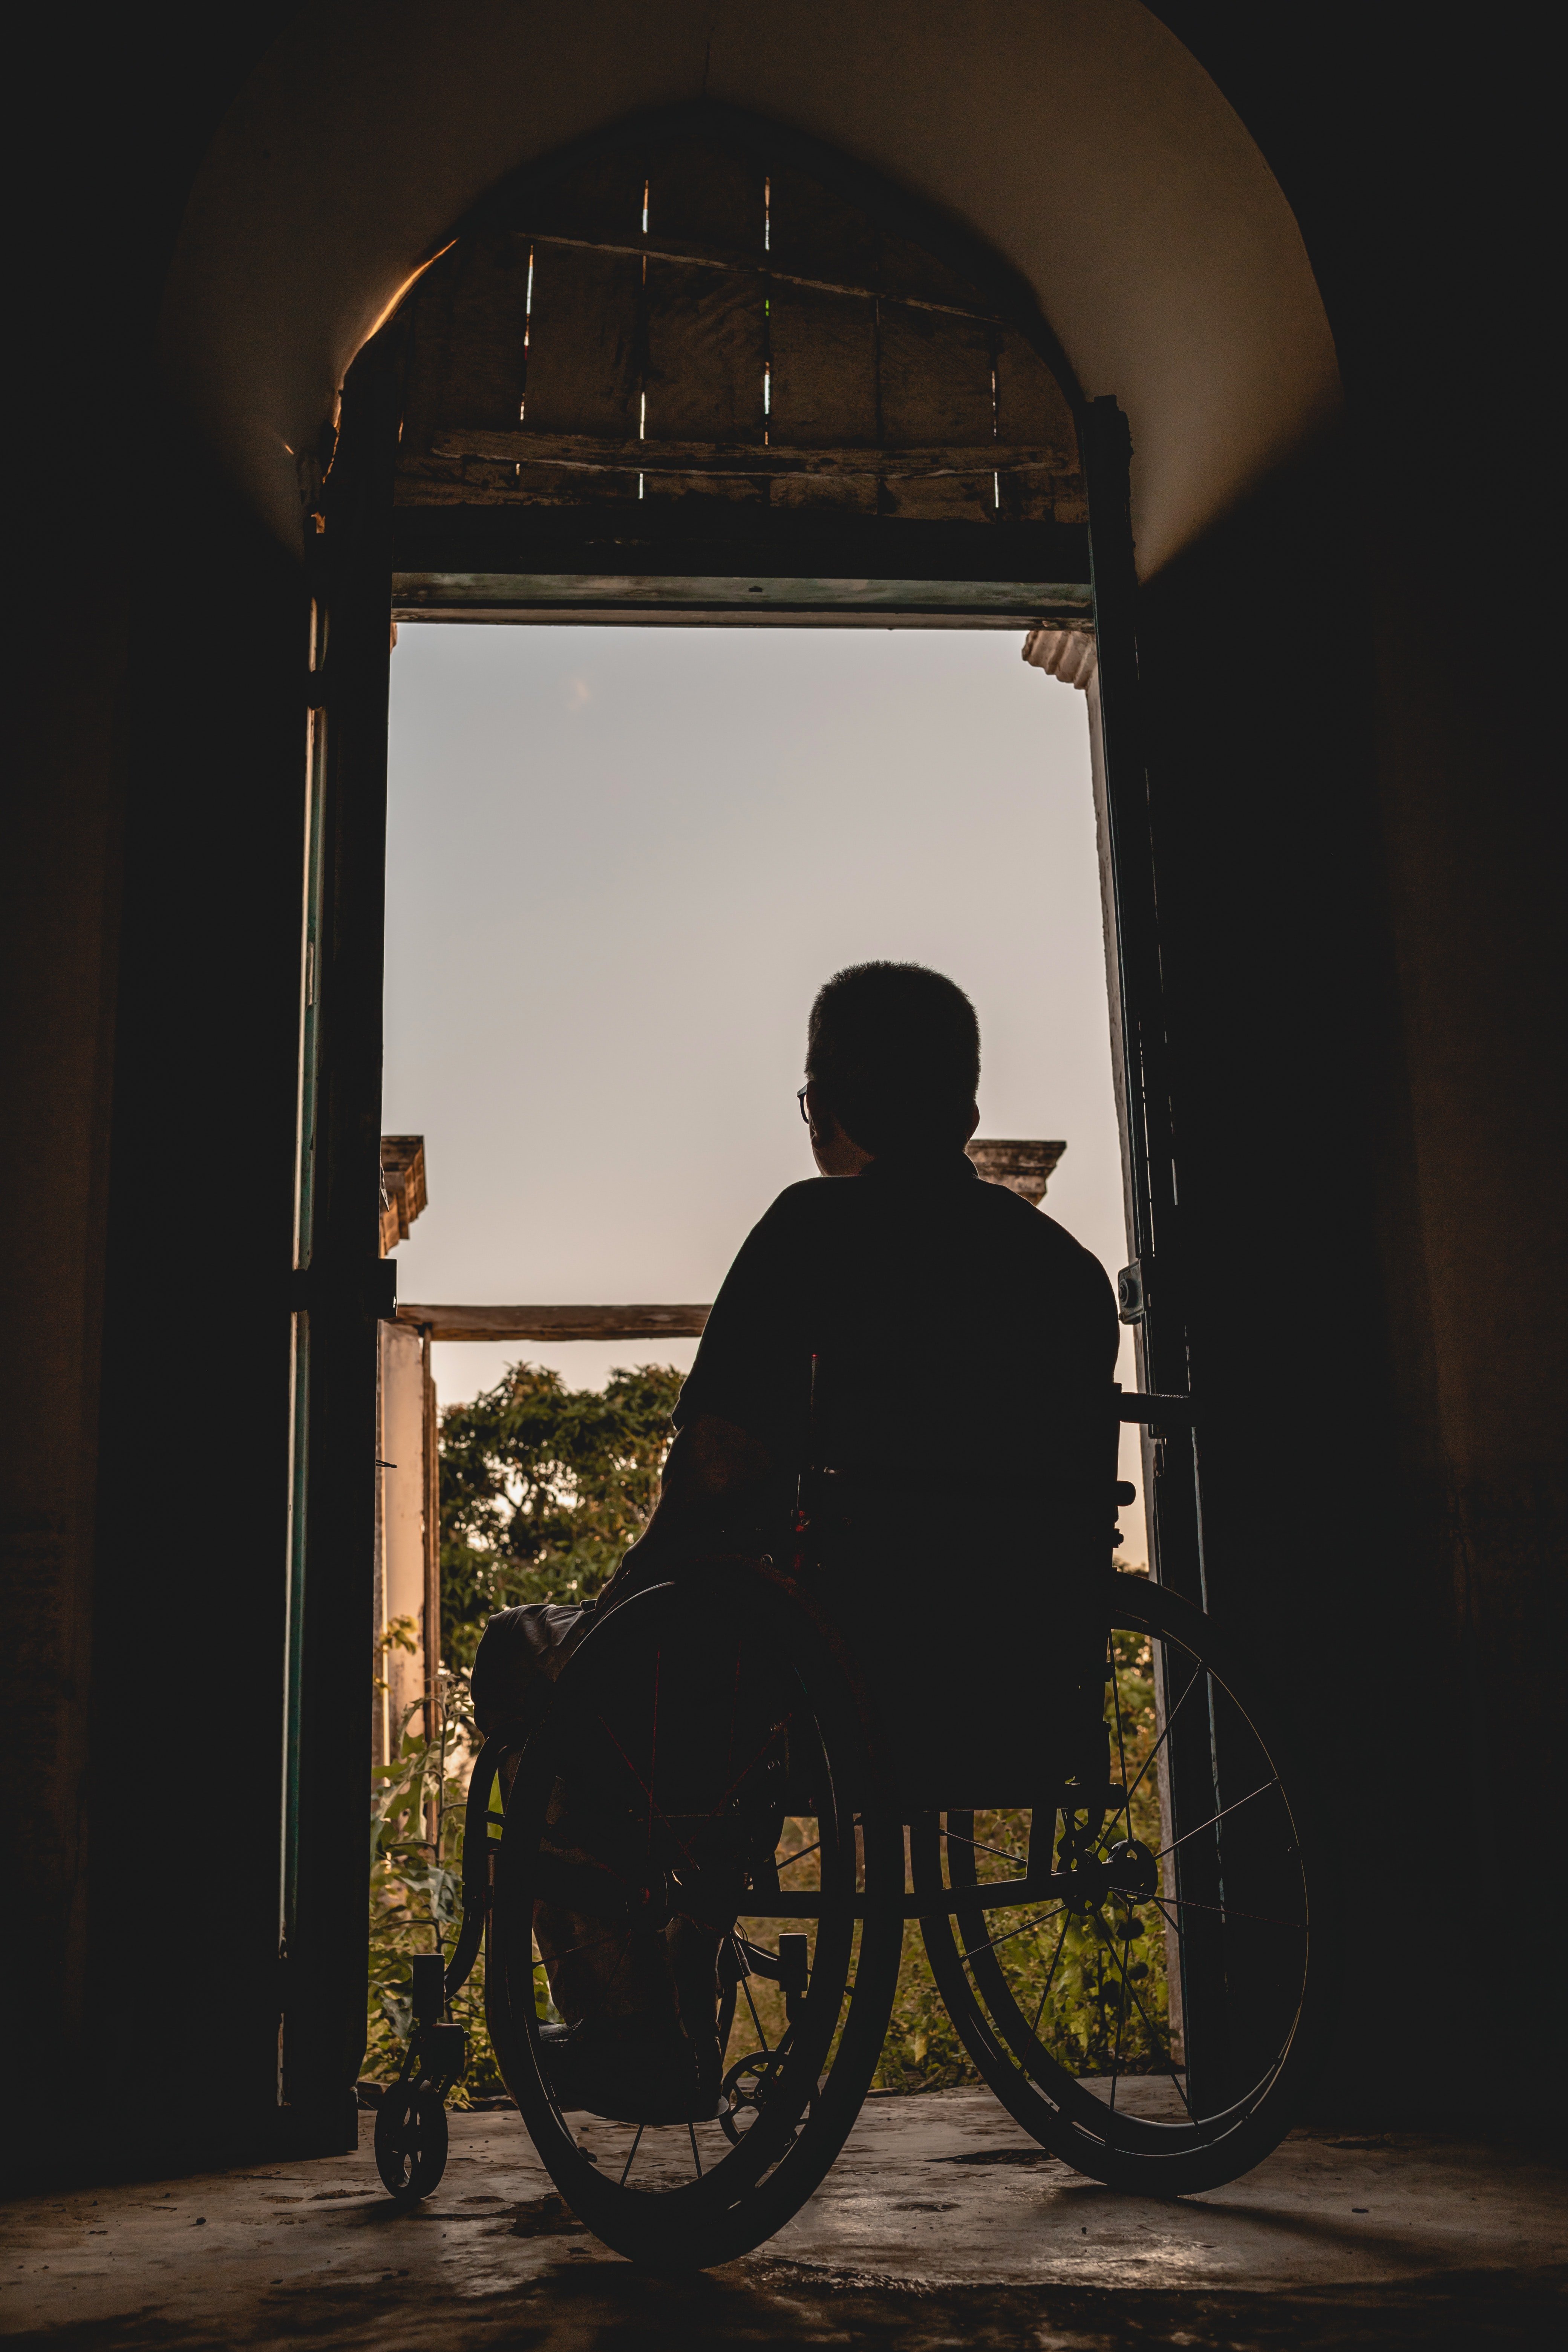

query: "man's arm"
(599, 1411), (774, 1604)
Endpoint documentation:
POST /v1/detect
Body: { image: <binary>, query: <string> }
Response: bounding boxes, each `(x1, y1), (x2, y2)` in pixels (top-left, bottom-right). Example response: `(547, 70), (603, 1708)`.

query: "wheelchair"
(375, 1390), (1318, 2268)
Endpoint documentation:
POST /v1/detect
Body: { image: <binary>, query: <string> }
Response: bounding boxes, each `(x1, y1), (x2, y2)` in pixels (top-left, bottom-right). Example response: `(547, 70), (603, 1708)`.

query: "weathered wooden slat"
(639, 473), (768, 510)
(882, 472), (1000, 526)
(765, 165), (983, 313)
(877, 305), (997, 450)
(765, 161), (882, 292)
(390, 498), (1093, 580)
(395, 250), (461, 460)
(766, 472), (879, 517)
(427, 430), (1076, 474)
(394, 467), (1074, 519)
(520, 240), (643, 439)
(392, 131), (1090, 564)
(438, 236), (528, 432)
(490, 462), (644, 508)
(390, 577), (1092, 625)
(396, 1303), (711, 1342)
(768, 279), (879, 449)
(876, 222), (1000, 317)
(995, 326), (1080, 452)
(644, 257), (766, 443)
(998, 472), (1082, 528)
(646, 139), (765, 257)
(505, 230), (1019, 329)
(517, 151), (648, 245)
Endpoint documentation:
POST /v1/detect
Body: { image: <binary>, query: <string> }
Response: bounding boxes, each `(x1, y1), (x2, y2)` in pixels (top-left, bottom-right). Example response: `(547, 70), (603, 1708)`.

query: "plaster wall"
(375, 1323), (429, 1757)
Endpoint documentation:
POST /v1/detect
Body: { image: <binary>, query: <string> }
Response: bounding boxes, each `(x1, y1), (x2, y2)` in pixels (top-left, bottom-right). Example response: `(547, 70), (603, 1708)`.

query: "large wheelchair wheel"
(486, 1568), (904, 2269)
(913, 1571), (1318, 2196)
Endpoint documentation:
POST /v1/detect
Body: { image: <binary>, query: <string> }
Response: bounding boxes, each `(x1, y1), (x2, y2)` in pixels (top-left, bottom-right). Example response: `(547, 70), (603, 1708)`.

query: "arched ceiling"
(160, 0), (1340, 578)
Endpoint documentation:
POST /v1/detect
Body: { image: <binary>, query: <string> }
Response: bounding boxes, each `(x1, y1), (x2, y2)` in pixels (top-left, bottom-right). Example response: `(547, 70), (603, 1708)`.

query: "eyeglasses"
(797, 1084), (811, 1124)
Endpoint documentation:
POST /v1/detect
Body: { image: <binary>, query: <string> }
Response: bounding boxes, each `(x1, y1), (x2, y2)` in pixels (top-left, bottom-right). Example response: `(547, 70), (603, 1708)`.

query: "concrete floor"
(3, 2089), (1562, 2350)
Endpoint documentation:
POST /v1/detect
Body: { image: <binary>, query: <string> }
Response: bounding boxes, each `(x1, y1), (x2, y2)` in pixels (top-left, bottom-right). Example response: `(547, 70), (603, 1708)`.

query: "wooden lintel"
(396, 1303), (711, 1342)
(432, 431), (1076, 478)
(390, 576), (1091, 622)
(390, 504), (1092, 584)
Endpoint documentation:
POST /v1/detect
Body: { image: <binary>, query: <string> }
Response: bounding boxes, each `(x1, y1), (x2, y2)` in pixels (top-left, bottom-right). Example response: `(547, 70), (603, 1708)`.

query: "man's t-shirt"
(675, 1152), (1119, 1509)
(671, 1153), (1121, 1802)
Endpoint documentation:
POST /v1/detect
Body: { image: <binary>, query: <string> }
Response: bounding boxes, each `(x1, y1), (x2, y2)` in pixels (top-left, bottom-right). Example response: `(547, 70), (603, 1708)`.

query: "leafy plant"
(364, 1669), (505, 2104)
(437, 1362), (684, 1666)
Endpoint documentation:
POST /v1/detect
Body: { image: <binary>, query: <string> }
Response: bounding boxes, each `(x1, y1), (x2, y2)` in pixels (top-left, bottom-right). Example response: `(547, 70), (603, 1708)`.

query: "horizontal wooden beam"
(432, 431), (1077, 479)
(390, 503), (1093, 585)
(391, 575), (1089, 623)
(397, 1303), (710, 1343)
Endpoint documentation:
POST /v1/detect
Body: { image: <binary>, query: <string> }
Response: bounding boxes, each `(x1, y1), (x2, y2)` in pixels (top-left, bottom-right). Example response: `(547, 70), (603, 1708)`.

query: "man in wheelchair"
(473, 960), (1119, 2124)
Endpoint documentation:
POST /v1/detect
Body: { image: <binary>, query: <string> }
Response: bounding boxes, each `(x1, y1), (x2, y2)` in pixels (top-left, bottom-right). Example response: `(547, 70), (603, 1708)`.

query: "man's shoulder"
(990, 1187), (1101, 1260)
(750, 1173), (1112, 1291)
(972, 1186), (1119, 1303)
(731, 1176), (851, 1262)
(756, 1176), (855, 1225)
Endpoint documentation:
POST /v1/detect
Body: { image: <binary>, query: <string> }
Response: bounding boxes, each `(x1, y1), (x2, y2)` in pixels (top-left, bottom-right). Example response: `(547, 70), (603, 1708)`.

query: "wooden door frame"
(277, 233), (1198, 2127)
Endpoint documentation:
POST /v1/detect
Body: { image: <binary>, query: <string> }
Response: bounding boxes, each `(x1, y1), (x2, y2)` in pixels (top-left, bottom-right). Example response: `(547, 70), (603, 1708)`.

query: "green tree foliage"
(437, 1361), (684, 1666)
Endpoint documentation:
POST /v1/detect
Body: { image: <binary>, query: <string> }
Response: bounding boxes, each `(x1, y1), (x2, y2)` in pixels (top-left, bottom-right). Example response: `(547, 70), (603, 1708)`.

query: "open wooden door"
(279, 346), (401, 2130)
(1084, 397), (1206, 1609)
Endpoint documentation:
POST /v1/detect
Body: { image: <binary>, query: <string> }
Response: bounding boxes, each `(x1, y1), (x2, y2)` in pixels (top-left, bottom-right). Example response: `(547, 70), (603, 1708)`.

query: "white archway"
(159, 0), (1339, 576)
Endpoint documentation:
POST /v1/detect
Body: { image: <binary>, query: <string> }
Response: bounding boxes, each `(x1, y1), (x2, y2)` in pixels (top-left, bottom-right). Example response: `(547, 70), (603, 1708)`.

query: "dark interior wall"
(1146, 3), (1564, 2118)
(5, 6), (313, 2171)
(4, 3), (1559, 2178)
(1133, 436), (1473, 2116)
(78, 458), (309, 2154)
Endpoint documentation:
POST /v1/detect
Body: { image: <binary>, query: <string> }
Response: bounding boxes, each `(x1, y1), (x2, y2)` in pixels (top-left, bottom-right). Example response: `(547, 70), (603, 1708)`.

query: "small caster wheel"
(375, 2084), (449, 2200)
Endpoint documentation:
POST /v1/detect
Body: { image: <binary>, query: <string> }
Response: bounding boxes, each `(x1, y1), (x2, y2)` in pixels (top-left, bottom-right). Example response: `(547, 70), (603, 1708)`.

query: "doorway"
(372, 618), (1148, 2102)
(382, 618), (1147, 1467)
(285, 103), (1189, 2118)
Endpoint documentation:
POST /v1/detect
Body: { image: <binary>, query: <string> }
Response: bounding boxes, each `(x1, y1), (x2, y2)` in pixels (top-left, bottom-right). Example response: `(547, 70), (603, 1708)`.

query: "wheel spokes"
(1101, 1649), (1205, 1836)
(1100, 1933), (1192, 2118)
(1152, 1888), (1306, 1934)
(1028, 1912), (1073, 2038)
(944, 1824), (1031, 1872)
(1155, 1778), (1280, 1863)
(959, 1903), (1067, 1966)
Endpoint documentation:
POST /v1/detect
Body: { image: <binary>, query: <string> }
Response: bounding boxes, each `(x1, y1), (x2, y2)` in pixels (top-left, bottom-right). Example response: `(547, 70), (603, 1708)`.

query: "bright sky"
(383, 623), (1146, 1556)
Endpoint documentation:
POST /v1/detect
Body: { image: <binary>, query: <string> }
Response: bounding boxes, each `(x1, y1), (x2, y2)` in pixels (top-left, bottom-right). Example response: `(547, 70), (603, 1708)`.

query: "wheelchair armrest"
(1115, 1391), (1197, 1427)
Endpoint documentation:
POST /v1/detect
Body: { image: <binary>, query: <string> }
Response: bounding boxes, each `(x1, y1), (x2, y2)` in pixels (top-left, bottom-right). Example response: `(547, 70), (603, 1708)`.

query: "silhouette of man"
(480, 961), (1119, 2119)
(606, 962), (1118, 1634)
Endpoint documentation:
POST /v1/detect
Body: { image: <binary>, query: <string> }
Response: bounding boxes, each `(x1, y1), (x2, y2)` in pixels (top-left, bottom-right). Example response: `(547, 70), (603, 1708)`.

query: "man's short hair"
(805, 962), (980, 1155)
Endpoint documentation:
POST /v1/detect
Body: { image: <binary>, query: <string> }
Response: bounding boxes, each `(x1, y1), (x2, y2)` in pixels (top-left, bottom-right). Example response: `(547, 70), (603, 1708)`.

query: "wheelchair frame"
(374, 1389), (1319, 2265)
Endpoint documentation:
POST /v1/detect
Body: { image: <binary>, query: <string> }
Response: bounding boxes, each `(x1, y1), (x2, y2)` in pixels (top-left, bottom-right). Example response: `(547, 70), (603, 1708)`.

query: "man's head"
(804, 962), (980, 1167)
